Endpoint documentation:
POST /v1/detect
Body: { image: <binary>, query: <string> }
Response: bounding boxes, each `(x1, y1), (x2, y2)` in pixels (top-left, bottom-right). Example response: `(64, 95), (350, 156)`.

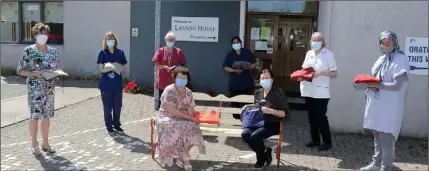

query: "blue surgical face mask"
(311, 41), (322, 50)
(260, 79), (273, 89)
(232, 43), (241, 50)
(106, 40), (115, 48)
(175, 78), (187, 88)
(166, 41), (175, 48)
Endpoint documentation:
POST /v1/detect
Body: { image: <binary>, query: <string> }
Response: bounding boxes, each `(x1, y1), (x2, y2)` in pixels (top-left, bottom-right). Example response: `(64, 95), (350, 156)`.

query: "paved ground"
(1, 94), (427, 171)
(1, 76), (100, 127)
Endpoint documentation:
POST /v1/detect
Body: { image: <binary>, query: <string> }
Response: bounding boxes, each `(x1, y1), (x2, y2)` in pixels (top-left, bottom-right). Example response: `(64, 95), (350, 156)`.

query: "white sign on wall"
(405, 37), (428, 75)
(171, 16), (219, 42)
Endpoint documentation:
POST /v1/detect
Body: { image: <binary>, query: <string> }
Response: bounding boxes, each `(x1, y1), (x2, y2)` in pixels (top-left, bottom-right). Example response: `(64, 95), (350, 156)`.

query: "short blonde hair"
(165, 31), (176, 40)
(311, 32), (327, 48)
(31, 22), (50, 37)
(102, 31), (118, 49)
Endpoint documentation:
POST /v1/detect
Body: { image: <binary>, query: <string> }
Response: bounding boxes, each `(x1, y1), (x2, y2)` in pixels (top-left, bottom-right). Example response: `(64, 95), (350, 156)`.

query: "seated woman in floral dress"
(156, 65), (205, 171)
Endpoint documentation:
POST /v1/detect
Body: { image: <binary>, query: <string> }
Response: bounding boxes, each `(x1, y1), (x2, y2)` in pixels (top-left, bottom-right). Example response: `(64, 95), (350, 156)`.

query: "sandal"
(31, 146), (42, 156)
(41, 144), (56, 153)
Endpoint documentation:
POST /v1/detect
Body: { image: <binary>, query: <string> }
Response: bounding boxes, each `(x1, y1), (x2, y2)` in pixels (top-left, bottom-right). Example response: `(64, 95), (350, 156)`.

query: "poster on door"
(405, 37), (428, 75)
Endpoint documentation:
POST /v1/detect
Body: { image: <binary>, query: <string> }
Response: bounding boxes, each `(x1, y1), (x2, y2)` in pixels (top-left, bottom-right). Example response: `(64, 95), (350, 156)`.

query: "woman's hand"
(32, 72), (42, 79)
(235, 69), (242, 74)
(297, 77), (303, 81)
(261, 106), (276, 115)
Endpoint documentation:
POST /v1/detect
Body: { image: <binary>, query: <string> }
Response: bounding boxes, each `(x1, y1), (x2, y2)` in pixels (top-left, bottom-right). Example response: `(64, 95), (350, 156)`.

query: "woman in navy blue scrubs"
(97, 32), (128, 135)
(223, 36), (257, 119)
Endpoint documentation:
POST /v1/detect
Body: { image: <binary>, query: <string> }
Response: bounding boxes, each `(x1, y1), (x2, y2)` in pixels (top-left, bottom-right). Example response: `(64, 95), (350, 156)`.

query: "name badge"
(108, 72), (115, 79)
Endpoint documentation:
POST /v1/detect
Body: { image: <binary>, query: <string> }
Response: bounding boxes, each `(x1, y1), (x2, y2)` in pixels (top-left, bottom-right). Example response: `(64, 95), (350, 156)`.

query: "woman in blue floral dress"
(16, 23), (59, 156)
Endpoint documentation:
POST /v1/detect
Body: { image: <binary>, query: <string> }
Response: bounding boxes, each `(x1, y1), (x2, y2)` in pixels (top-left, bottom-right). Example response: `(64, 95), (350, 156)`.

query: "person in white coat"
(299, 32), (338, 151)
(359, 31), (410, 171)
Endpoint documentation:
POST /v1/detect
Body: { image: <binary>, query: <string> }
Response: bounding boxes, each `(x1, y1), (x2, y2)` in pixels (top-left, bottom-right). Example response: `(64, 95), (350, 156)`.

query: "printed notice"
(255, 41), (267, 51)
(405, 37), (428, 75)
(132, 28), (138, 37)
(260, 27), (271, 40)
(250, 28), (260, 40)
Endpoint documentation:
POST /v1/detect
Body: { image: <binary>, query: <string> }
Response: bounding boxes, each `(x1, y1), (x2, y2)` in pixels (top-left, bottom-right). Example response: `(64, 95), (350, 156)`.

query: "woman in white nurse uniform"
(359, 31), (410, 171)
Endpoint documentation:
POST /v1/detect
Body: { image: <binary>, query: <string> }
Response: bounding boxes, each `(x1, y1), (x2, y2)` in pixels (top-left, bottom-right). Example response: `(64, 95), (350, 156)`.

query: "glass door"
(245, 15), (278, 85)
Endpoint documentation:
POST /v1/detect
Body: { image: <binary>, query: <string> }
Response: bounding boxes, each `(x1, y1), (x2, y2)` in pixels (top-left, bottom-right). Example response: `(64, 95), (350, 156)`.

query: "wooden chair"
(150, 92), (284, 168)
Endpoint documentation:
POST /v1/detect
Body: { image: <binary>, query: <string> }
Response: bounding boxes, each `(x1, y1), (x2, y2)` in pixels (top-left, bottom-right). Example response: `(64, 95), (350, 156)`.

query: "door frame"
(243, 6), (319, 93)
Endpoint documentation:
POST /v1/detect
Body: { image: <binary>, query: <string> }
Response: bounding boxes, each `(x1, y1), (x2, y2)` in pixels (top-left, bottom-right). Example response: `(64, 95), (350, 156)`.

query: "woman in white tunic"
(359, 31), (410, 171)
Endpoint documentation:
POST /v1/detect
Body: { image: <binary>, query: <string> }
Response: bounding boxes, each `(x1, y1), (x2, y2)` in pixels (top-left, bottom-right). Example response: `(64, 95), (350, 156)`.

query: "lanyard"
(167, 52), (172, 66)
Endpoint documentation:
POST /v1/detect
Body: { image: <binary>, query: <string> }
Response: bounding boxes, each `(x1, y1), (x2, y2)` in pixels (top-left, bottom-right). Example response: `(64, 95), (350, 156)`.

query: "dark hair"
(172, 65), (191, 81)
(261, 69), (274, 78)
(231, 36), (242, 44)
(31, 22), (50, 37)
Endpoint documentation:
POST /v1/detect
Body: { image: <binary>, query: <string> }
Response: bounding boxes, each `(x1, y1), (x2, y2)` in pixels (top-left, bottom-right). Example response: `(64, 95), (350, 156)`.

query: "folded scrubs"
(290, 67), (315, 81)
(353, 74), (380, 84)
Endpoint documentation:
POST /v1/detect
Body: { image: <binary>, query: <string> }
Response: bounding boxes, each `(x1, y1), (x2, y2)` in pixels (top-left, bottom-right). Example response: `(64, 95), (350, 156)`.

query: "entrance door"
(245, 15), (314, 93)
(276, 17), (313, 93)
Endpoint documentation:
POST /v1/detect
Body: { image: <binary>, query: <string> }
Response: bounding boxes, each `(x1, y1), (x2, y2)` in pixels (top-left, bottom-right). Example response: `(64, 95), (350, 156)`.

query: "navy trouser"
(101, 90), (123, 131)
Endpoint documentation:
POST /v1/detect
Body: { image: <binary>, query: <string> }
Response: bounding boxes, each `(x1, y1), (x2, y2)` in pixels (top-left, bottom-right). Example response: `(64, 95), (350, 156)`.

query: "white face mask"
(36, 35), (48, 45)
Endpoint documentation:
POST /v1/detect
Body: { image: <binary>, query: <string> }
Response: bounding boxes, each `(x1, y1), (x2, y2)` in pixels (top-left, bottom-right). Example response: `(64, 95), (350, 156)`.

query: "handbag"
(40, 69), (69, 81)
(241, 105), (265, 129)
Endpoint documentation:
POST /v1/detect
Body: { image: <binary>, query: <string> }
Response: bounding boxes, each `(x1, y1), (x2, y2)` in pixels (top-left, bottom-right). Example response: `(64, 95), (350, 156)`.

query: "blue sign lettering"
(408, 46), (428, 53)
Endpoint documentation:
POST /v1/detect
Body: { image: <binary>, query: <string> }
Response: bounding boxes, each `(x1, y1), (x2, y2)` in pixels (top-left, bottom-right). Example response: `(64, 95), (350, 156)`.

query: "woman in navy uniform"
(97, 31), (128, 135)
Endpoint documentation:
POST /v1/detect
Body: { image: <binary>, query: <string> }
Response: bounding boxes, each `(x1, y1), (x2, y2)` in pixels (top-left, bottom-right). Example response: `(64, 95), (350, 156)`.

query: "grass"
(1, 68), (16, 76)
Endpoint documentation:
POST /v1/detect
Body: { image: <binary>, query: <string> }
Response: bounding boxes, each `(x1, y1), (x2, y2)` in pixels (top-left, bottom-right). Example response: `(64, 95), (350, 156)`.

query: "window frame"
(1, 1), (63, 45)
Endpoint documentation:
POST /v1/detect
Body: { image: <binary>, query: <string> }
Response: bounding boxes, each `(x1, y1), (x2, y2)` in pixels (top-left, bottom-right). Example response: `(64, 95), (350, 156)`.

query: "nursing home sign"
(405, 37), (428, 75)
(171, 16), (219, 43)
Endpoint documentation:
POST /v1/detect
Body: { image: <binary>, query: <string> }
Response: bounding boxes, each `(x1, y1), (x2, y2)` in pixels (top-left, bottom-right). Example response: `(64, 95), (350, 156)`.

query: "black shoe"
(318, 143), (332, 151)
(253, 160), (266, 169)
(265, 147), (273, 166)
(305, 141), (320, 147)
(232, 114), (241, 119)
(114, 126), (124, 133)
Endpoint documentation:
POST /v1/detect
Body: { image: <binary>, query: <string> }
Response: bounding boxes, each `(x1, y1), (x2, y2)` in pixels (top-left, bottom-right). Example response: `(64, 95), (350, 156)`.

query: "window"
(247, 1), (318, 14)
(0, 1), (63, 44)
(1, 2), (19, 42)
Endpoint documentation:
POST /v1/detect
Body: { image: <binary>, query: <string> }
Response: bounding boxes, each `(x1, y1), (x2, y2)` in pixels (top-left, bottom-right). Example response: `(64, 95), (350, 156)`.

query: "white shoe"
(184, 165), (192, 171)
(360, 163), (381, 171)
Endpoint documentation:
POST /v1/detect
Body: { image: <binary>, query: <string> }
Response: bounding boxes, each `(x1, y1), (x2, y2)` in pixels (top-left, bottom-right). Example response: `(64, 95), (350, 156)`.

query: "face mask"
(36, 35), (48, 45)
(381, 45), (394, 53)
(175, 78), (187, 88)
(166, 41), (175, 48)
(232, 43), (241, 50)
(260, 79), (273, 88)
(311, 41), (322, 50)
(106, 40), (115, 48)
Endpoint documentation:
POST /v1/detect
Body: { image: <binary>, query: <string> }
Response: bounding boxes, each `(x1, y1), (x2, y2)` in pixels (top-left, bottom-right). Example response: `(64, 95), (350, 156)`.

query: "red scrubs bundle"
(193, 110), (220, 125)
(290, 67), (315, 81)
(353, 74), (381, 84)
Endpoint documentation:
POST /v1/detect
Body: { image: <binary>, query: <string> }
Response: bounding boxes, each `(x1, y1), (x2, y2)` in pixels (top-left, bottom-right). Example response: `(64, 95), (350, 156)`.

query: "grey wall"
(319, 1), (428, 138)
(160, 1), (241, 94)
(129, 1), (156, 87)
(1, 1), (131, 77)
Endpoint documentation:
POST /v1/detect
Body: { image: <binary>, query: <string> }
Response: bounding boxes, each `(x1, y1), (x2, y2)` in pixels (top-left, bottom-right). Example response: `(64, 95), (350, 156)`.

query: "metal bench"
(150, 92), (283, 168)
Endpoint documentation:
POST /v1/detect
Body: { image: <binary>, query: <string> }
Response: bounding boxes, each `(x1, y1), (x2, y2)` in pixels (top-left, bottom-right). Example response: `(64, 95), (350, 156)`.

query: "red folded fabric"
(290, 67), (315, 81)
(193, 110), (220, 125)
(353, 74), (381, 84)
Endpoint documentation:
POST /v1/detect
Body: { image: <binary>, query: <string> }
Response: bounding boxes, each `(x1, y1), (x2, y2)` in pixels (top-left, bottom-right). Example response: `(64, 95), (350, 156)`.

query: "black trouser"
(229, 88), (254, 119)
(305, 97), (332, 145)
(241, 126), (279, 161)
(156, 89), (164, 111)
